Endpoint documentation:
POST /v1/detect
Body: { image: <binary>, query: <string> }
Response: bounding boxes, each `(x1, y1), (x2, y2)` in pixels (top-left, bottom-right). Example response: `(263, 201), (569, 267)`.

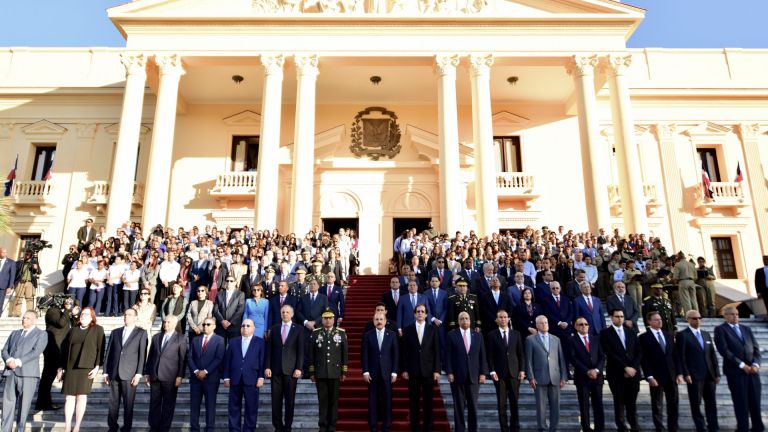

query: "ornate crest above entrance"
(350, 106), (402, 160)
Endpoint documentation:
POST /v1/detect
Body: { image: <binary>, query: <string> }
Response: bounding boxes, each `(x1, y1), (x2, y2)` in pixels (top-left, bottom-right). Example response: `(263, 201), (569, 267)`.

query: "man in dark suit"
(457, 258), (479, 293)
(191, 251), (211, 291)
(1, 311), (47, 432)
(427, 258), (453, 291)
(479, 277), (513, 335)
(0, 247), (16, 314)
(573, 281), (606, 336)
(571, 316), (605, 432)
(76, 218), (96, 251)
(362, 312), (399, 432)
(188, 318), (225, 432)
(755, 255), (768, 316)
(445, 311), (488, 432)
(320, 272), (345, 325)
(380, 277), (406, 322)
(104, 308), (148, 432)
(678, 310), (719, 432)
(507, 272), (533, 308)
(223, 319), (265, 432)
(424, 275), (449, 364)
(600, 308), (641, 432)
(36, 295), (74, 411)
(396, 280), (430, 335)
(269, 281), (298, 329)
(534, 271), (554, 303)
(540, 281), (574, 365)
(265, 305), (304, 432)
(213, 277), (245, 344)
(297, 279), (328, 372)
(486, 310), (525, 432)
(143, 315), (187, 432)
(714, 306), (764, 432)
(363, 303), (398, 335)
(475, 263), (505, 298)
(640, 311), (683, 432)
(605, 281), (640, 333)
(402, 303), (441, 432)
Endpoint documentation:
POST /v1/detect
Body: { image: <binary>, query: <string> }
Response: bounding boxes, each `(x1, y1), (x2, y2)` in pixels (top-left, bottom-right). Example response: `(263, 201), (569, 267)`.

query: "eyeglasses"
(202, 323), (214, 327)
(241, 324), (252, 328)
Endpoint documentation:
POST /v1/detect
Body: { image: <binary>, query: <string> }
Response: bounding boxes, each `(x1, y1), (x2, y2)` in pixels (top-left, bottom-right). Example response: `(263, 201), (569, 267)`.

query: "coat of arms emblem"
(349, 107), (402, 160)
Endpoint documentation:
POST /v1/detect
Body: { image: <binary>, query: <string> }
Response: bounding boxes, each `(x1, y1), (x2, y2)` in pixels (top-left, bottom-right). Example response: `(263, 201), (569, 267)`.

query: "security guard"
(446, 277), (481, 331)
(309, 308), (348, 432)
(642, 283), (676, 332)
(290, 265), (310, 297)
(306, 259), (327, 287)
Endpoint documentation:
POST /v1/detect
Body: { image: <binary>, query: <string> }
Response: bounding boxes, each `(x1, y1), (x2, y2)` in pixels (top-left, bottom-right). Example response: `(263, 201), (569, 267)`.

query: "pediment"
(21, 120), (67, 137)
(105, 123), (152, 136)
(682, 122), (732, 139)
(222, 110), (262, 127)
(109, 0), (644, 20)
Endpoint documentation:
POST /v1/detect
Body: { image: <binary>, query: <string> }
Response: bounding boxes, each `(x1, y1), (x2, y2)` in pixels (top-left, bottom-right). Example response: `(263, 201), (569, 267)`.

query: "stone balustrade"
(211, 171), (258, 196)
(10, 180), (55, 206)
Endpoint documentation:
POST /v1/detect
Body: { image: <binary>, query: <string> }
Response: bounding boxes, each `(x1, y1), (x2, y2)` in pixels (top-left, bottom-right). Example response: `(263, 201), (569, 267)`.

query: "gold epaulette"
(643, 296), (652, 301)
(448, 295), (458, 299)
(336, 327), (345, 332)
(312, 328), (323, 333)
(309, 365), (315, 372)
(342, 365), (348, 372)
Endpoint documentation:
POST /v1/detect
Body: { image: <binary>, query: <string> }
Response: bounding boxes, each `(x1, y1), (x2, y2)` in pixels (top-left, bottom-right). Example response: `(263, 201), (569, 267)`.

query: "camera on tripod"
(25, 239), (52, 255)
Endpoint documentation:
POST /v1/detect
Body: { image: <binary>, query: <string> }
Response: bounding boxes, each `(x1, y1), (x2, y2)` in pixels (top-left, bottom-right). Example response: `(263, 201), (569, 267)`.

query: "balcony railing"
(11, 180), (55, 206)
(496, 172), (538, 208)
(210, 171), (258, 200)
(86, 181), (145, 213)
(697, 181), (748, 215)
(608, 183), (661, 215)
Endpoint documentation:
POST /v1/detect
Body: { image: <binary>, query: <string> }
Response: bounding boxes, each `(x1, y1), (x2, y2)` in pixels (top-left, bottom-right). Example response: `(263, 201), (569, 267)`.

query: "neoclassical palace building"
(1, 0), (767, 301)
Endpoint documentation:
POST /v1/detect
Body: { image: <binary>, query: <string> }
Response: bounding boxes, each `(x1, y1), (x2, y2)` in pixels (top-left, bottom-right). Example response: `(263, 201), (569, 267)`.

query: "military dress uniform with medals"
(290, 266), (310, 297)
(309, 309), (348, 432)
(446, 279), (481, 331)
(642, 284), (676, 332)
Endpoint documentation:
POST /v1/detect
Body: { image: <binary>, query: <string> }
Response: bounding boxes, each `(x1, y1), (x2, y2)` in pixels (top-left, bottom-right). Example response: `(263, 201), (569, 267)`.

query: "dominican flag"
(734, 162), (744, 183)
(701, 162), (714, 200)
(4, 155), (17, 197)
(42, 154), (54, 181)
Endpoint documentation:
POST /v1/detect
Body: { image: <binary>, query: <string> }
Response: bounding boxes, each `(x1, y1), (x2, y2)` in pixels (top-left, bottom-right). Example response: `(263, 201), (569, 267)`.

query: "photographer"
(35, 296), (78, 411)
(10, 251), (40, 317)
(695, 257), (717, 317)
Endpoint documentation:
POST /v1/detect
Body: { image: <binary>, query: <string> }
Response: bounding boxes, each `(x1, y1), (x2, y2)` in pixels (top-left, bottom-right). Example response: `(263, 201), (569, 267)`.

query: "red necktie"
(202, 336), (209, 353)
(587, 297), (593, 312)
(280, 296), (285, 306)
(584, 336), (590, 353)
(555, 296), (560, 308)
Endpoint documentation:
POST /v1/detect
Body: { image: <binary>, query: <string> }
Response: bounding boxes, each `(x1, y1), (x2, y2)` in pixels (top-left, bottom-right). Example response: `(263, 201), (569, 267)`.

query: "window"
(697, 148), (721, 182)
(18, 235), (41, 260)
(231, 136), (259, 172)
(711, 236), (737, 279)
(493, 136), (521, 172)
(31, 146), (56, 181)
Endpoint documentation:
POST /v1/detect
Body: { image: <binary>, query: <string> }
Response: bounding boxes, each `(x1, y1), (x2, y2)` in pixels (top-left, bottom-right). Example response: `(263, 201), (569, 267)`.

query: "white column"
(738, 124), (768, 253)
(106, 53), (147, 234)
(653, 123), (690, 253)
(603, 54), (649, 235)
(469, 54), (499, 236)
(141, 54), (184, 229)
(254, 54), (285, 231)
(567, 55), (611, 233)
(288, 54), (319, 235)
(435, 54), (462, 235)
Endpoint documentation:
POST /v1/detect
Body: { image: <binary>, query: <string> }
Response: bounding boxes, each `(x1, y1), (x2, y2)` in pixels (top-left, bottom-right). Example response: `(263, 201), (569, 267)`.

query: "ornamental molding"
(566, 54), (599, 77)
(105, 123), (151, 137)
(0, 123), (15, 140)
(736, 123), (762, 141)
(222, 110), (262, 127)
(600, 54), (632, 76)
(21, 120), (68, 137)
(469, 54), (494, 76)
(76, 123), (98, 140)
(253, 0), (490, 15)
(261, 54), (286, 75)
(155, 54), (185, 76)
(349, 106), (402, 160)
(434, 54), (460, 76)
(120, 53), (148, 77)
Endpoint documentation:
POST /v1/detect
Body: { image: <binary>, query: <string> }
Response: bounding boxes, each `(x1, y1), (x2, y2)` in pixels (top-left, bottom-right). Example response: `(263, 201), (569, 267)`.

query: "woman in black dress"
(512, 288), (541, 337)
(57, 306), (105, 432)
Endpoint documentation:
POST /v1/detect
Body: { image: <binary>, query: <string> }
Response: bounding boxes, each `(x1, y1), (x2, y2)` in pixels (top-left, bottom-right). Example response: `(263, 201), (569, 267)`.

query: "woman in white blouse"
(105, 255), (126, 317)
(87, 260), (108, 316)
(66, 260), (90, 307)
(121, 260), (141, 313)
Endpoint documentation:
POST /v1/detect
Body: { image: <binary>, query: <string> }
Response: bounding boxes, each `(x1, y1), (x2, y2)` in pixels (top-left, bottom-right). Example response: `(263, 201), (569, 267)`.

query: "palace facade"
(1, 0), (767, 302)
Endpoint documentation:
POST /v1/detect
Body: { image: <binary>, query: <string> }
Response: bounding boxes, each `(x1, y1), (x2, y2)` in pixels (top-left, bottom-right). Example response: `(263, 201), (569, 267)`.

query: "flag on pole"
(4, 155), (17, 197)
(42, 153), (54, 181)
(734, 162), (744, 182)
(701, 162), (714, 200)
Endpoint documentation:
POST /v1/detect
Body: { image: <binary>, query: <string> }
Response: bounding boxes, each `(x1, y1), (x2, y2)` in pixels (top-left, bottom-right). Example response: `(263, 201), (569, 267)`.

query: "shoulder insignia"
(312, 328), (323, 333)
(643, 296), (651, 301)
(336, 327), (345, 332)
(449, 295), (458, 299)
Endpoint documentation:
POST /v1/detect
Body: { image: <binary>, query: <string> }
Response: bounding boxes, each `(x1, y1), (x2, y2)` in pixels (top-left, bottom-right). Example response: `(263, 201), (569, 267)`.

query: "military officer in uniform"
(447, 277), (481, 332)
(643, 283), (676, 332)
(306, 259), (327, 287)
(262, 266), (280, 299)
(309, 308), (348, 432)
(290, 266), (310, 297)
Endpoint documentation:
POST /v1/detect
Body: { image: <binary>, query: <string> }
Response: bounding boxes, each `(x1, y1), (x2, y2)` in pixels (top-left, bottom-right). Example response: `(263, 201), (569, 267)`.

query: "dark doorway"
(322, 218), (359, 235)
(393, 218), (432, 241)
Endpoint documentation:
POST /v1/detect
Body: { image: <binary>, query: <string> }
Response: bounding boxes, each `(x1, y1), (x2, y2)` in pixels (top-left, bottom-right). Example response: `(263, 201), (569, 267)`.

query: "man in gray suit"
(0, 248), (16, 314)
(525, 315), (568, 432)
(2, 311), (48, 432)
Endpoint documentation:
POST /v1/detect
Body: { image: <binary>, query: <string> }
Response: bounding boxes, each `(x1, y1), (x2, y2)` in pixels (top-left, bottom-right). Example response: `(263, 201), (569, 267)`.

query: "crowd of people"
(0, 220), (765, 432)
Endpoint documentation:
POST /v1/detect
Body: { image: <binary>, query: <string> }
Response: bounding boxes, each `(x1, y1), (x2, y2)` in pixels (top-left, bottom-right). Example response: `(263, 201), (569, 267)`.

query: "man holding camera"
(10, 251), (40, 318)
(35, 296), (77, 411)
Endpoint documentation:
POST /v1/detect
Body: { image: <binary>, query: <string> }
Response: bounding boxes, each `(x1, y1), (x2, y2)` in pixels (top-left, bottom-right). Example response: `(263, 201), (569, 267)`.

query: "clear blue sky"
(0, 0), (766, 48)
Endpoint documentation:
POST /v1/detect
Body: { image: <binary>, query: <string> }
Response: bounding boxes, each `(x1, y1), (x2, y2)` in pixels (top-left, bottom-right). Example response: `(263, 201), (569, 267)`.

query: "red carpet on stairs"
(336, 275), (451, 431)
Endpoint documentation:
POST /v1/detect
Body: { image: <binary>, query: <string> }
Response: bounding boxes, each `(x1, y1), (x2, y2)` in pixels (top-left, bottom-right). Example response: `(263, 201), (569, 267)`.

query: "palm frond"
(0, 197), (12, 234)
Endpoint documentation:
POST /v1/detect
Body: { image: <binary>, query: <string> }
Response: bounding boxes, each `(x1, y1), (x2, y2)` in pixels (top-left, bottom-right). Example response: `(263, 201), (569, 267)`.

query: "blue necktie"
(695, 331), (705, 349)
(733, 325), (744, 341)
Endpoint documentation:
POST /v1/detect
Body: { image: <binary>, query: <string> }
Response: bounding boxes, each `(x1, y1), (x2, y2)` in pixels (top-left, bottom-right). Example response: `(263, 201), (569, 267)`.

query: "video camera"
(36, 293), (71, 313)
(25, 239), (52, 255)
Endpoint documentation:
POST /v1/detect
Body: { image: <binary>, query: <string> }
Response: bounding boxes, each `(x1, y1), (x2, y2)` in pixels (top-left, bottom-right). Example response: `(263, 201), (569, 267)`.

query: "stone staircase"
(439, 317), (768, 432)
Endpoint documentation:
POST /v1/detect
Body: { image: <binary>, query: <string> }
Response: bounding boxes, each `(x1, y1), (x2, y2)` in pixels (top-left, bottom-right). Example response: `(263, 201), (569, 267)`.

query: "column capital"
(469, 54), (494, 77)
(0, 123), (15, 140)
(652, 123), (678, 140)
(434, 54), (460, 76)
(600, 54), (632, 77)
(566, 54), (599, 77)
(76, 123), (98, 140)
(155, 54), (185, 76)
(261, 54), (285, 75)
(736, 123), (761, 141)
(120, 53), (148, 77)
(295, 54), (319, 76)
